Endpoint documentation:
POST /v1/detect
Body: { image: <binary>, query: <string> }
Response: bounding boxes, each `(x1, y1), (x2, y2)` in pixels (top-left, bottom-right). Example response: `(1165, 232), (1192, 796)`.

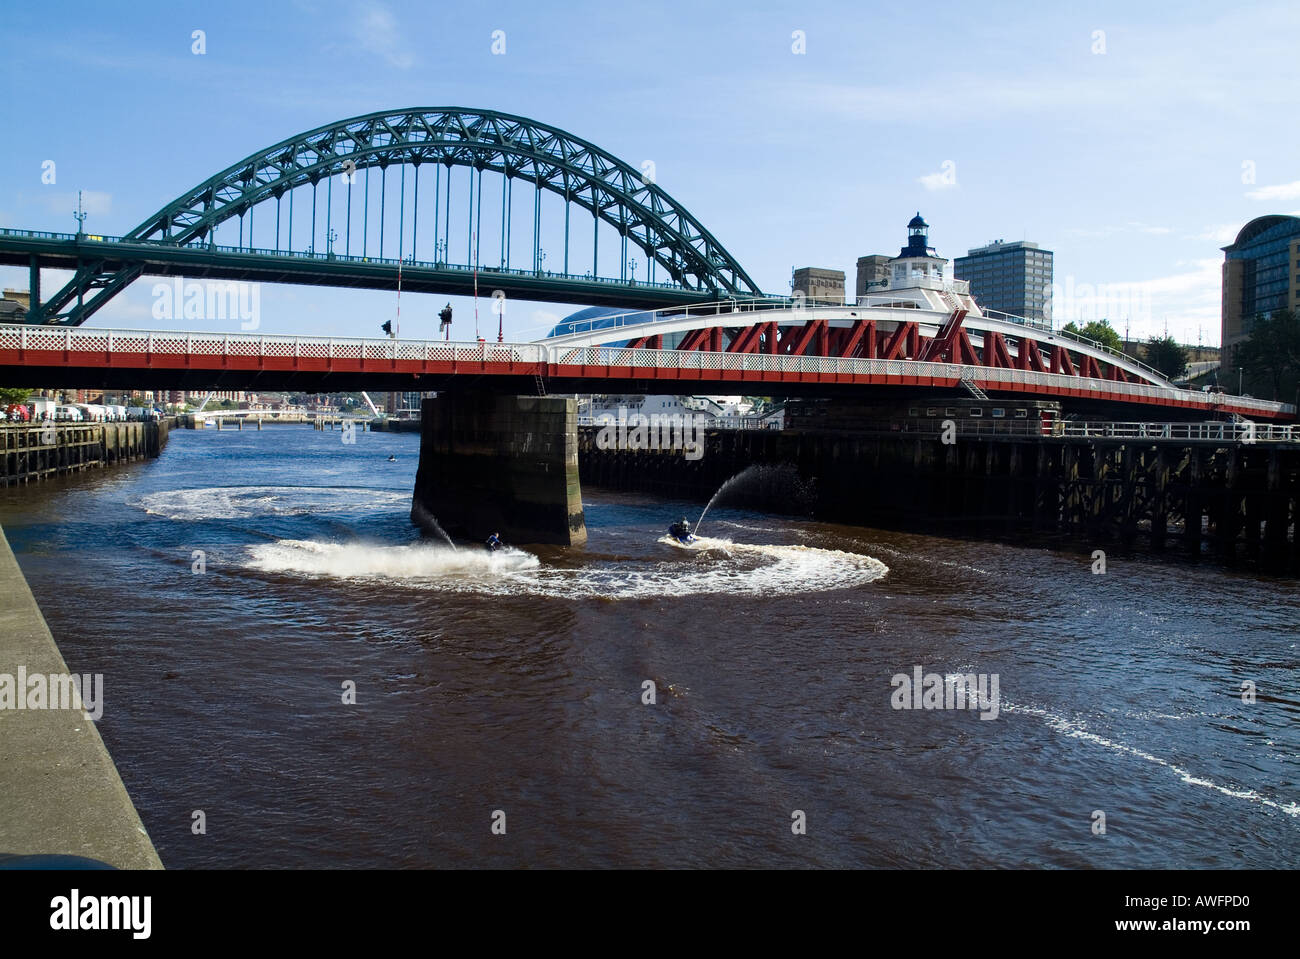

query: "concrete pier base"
(411, 393), (586, 546)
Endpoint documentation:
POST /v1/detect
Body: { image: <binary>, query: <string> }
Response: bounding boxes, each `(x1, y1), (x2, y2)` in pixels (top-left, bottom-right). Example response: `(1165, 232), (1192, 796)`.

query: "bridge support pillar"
(411, 393), (587, 547)
(27, 254), (42, 324)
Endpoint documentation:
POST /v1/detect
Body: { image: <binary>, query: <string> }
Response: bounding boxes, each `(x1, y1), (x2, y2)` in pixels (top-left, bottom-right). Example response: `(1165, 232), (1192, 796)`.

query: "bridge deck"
(0, 325), (1291, 420)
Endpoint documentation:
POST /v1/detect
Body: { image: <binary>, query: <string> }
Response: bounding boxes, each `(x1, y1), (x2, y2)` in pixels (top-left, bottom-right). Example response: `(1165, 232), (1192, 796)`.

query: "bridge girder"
(564, 307), (1176, 388)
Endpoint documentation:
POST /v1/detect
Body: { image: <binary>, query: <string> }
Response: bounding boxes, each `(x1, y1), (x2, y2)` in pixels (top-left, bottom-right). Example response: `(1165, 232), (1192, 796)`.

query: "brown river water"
(1, 424), (1297, 868)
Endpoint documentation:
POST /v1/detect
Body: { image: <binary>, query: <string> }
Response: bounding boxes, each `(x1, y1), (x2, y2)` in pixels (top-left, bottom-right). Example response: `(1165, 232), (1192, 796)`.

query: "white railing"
(577, 414), (774, 431)
(1, 324), (1293, 417)
(832, 418), (1297, 442)
(1058, 421), (1296, 442)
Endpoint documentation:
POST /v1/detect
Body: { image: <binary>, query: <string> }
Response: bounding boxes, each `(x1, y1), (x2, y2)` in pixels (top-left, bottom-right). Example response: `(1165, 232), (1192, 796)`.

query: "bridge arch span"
(37, 108), (762, 325)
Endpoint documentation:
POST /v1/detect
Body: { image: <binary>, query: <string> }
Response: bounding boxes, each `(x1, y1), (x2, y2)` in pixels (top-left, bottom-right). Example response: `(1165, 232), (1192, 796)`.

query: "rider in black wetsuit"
(668, 517), (694, 543)
(486, 532), (503, 552)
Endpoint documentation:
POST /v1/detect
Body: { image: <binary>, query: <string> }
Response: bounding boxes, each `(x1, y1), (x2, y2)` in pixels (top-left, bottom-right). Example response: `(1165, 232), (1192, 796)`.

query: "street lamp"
(73, 190), (87, 238)
(327, 228), (338, 259)
(627, 258), (637, 283)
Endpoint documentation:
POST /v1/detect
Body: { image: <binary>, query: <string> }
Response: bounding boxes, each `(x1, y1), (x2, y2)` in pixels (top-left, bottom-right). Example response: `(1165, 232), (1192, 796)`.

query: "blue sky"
(3, 0), (1298, 345)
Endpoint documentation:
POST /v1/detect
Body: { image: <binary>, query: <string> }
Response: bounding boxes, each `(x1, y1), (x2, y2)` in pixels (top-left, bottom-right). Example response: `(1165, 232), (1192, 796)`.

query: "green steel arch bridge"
(0, 108), (765, 326)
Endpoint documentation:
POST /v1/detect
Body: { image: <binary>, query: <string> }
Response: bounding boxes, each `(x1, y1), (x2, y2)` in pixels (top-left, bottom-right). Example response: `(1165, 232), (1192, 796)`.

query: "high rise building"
(1221, 214), (1300, 359)
(954, 239), (1053, 325)
(791, 267), (846, 304)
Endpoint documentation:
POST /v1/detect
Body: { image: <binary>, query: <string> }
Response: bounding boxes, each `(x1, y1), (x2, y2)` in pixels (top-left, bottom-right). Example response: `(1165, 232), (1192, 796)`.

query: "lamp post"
(73, 190), (87, 238)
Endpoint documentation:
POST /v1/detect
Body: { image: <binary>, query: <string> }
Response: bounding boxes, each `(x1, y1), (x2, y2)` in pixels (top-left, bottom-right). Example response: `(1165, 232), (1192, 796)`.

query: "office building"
(1221, 214), (1300, 358)
(954, 239), (1053, 325)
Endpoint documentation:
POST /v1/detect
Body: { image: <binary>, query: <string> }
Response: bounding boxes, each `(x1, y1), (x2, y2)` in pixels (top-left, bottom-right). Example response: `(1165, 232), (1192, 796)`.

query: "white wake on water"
(247, 539), (539, 578)
(243, 534), (888, 599)
(1004, 702), (1300, 819)
(135, 486), (409, 521)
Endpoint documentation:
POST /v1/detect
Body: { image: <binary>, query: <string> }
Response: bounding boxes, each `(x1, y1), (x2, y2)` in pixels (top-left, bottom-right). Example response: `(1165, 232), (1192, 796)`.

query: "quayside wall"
(0, 420), (170, 486)
(0, 524), (163, 868)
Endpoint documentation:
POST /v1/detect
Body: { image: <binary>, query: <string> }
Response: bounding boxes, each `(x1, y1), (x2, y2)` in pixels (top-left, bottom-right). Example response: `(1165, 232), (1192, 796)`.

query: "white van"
(30, 398), (58, 421)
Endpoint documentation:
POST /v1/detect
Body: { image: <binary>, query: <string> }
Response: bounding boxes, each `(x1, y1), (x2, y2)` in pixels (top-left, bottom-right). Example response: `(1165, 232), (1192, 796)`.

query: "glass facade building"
(953, 240), (1053, 325)
(1221, 215), (1300, 356)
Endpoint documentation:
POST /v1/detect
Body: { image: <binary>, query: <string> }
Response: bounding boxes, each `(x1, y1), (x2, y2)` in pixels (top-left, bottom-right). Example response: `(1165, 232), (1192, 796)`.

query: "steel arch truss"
(40, 108), (762, 325)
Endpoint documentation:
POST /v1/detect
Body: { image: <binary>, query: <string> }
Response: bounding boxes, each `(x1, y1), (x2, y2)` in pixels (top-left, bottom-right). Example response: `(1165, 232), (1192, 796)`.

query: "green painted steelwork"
(17, 108), (762, 326)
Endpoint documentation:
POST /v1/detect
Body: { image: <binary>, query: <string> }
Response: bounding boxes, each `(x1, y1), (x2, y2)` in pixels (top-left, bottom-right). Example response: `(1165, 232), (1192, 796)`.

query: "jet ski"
(667, 518), (697, 545)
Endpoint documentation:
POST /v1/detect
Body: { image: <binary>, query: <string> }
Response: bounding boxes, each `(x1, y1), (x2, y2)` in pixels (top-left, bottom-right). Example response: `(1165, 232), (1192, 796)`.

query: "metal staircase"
(959, 369), (989, 400)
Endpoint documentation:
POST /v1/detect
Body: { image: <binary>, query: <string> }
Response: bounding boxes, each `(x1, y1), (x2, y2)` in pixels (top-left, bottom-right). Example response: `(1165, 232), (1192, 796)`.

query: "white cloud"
(1245, 180), (1300, 202)
(918, 163), (957, 191)
(43, 190), (112, 218)
(1052, 258), (1224, 344)
(358, 3), (413, 70)
(1124, 258), (1223, 342)
(1187, 223), (1241, 244)
(918, 174), (954, 191)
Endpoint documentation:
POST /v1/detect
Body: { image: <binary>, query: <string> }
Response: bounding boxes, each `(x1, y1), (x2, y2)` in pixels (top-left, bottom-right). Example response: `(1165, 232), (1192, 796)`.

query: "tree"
(0, 387), (33, 406)
(1235, 309), (1300, 400)
(1143, 335), (1189, 381)
(1062, 319), (1123, 353)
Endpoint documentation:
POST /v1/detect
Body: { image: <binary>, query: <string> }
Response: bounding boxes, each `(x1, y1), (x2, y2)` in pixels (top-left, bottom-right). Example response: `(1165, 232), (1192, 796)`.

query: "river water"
(1, 424), (1296, 868)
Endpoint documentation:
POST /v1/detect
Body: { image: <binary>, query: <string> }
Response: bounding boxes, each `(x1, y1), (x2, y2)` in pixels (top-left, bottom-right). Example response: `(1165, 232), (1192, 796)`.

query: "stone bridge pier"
(410, 393), (587, 547)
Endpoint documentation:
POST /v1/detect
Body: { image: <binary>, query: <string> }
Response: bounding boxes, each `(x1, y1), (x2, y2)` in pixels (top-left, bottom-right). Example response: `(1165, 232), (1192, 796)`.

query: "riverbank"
(0, 419), (170, 486)
(0, 523), (162, 869)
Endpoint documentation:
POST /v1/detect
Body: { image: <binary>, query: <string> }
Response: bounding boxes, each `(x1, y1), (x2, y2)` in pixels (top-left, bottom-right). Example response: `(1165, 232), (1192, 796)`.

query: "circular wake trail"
(245, 535), (887, 599)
